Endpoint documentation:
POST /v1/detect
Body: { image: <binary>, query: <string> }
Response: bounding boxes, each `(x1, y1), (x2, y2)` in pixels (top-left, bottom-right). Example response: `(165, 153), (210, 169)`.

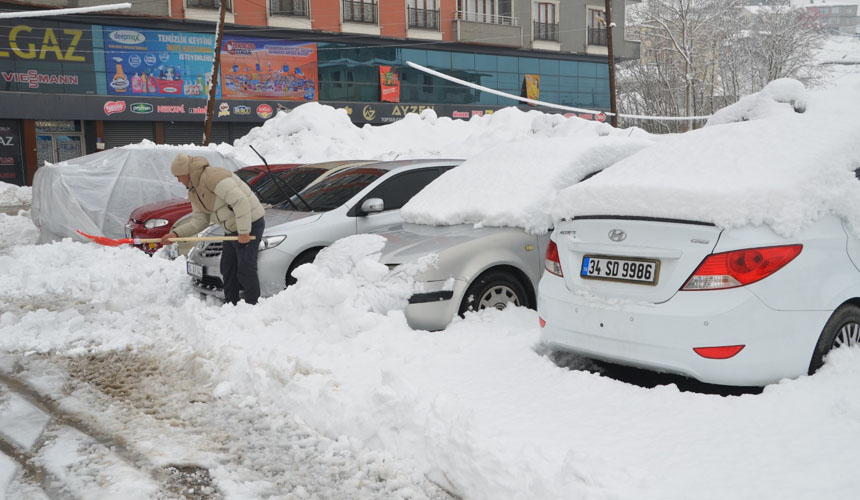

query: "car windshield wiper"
(249, 145), (313, 211)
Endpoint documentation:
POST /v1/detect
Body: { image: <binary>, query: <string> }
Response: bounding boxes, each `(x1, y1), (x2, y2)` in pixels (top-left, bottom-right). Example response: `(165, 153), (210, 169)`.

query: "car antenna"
(248, 145), (312, 211)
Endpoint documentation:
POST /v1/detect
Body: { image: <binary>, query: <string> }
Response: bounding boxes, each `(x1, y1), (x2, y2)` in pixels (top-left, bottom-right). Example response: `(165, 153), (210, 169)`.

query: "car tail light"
(693, 345), (745, 359)
(545, 239), (563, 277)
(682, 244), (802, 290)
(539, 316), (546, 328)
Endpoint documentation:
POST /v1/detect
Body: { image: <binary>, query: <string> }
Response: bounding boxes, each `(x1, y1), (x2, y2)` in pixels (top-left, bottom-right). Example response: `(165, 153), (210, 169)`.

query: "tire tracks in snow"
(2, 350), (456, 499)
(0, 364), (222, 499)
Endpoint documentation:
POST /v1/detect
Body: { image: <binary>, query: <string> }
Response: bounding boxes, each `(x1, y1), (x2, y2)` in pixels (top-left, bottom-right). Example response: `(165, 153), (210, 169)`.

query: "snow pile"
(0, 211), (38, 254)
(0, 182), (30, 206)
(402, 136), (654, 234)
(228, 102), (645, 166)
(2, 219), (860, 499)
(553, 79), (860, 236)
(229, 103), (656, 232)
(707, 78), (808, 125)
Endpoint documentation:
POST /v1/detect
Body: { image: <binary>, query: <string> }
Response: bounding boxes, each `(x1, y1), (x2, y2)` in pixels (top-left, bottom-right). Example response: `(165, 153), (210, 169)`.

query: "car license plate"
(581, 255), (659, 285)
(187, 262), (204, 279)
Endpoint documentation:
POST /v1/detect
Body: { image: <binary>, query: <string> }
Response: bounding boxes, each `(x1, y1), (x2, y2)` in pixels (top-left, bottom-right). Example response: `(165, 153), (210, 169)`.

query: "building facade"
(0, 0), (639, 186)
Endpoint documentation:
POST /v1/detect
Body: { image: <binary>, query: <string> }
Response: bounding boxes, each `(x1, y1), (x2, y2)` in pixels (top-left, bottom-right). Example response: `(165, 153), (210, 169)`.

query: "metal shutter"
(103, 122), (156, 149)
(229, 122), (258, 142)
(163, 122), (231, 146)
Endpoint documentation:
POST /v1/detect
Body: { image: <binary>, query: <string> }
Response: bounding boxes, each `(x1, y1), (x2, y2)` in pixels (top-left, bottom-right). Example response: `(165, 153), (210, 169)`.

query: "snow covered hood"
(552, 79), (860, 237)
(401, 135), (655, 234)
(31, 141), (246, 243)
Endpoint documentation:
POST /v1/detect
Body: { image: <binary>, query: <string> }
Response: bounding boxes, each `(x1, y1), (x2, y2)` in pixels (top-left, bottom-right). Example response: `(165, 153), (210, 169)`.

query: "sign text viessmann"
(0, 19), (98, 93)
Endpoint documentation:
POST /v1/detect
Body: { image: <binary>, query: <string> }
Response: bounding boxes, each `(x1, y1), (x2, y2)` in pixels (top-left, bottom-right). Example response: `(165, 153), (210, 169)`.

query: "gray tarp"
(31, 142), (246, 243)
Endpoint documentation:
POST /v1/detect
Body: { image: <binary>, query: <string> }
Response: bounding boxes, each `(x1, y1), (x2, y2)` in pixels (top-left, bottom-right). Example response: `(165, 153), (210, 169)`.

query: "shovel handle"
(138, 235), (257, 244)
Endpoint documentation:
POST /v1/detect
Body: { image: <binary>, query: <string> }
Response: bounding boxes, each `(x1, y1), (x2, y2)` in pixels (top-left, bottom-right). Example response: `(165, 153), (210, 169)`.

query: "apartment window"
(408, 0), (441, 30)
(271, 0), (308, 16)
(587, 8), (607, 46)
(187, 0), (232, 9)
(343, 0), (378, 23)
(457, 0), (517, 26)
(534, 2), (558, 41)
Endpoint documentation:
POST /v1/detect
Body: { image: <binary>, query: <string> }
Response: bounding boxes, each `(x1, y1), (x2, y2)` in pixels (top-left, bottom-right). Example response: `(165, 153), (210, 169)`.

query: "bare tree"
(618, 0), (824, 133)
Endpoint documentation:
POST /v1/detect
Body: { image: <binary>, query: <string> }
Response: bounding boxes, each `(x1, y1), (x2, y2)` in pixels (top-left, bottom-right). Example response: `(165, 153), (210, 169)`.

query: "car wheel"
(458, 270), (527, 316)
(809, 304), (860, 374)
(285, 249), (320, 288)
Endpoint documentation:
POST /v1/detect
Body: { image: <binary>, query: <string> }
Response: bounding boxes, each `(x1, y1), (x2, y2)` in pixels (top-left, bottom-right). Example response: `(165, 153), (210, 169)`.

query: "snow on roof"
(552, 78), (860, 236)
(401, 136), (655, 234)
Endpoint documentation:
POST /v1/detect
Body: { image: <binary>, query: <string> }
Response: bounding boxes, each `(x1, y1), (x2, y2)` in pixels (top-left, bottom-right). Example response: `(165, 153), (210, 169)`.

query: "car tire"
(285, 249), (320, 288)
(458, 270), (527, 316)
(809, 304), (860, 374)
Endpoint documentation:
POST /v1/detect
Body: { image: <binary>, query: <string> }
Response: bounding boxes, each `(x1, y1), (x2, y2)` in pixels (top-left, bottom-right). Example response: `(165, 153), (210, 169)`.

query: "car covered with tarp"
(31, 141), (246, 244)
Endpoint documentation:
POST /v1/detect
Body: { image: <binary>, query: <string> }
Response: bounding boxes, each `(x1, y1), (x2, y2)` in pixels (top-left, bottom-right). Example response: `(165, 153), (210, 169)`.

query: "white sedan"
(537, 79), (860, 387)
(538, 214), (860, 386)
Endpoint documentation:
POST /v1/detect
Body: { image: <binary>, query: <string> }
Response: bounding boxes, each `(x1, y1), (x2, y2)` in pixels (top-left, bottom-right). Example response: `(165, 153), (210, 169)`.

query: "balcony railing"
(587, 26), (607, 46)
(534, 21), (559, 41)
(187, 0), (231, 10)
(271, 0), (308, 17)
(343, 0), (378, 24)
(456, 10), (518, 26)
(408, 7), (441, 30)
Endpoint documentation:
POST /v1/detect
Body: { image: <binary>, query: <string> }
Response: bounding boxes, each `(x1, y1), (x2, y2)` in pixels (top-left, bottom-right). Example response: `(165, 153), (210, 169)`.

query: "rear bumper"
(537, 273), (829, 386)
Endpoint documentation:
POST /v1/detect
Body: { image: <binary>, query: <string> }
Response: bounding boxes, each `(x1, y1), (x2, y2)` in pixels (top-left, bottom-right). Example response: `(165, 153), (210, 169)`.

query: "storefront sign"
(103, 26), (219, 99)
(379, 66), (400, 103)
(0, 20), (98, 94)
(524, 74), (540, 106)
(131, 103), (153, 114)
(220, 37), (318, 102)
(103, 101), (126, 115)
(256, 104), (273, 118)
(0, 120), (25, 186)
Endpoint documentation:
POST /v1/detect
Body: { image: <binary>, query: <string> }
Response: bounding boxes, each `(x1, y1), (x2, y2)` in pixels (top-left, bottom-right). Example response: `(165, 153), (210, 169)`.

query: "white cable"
(0, 3), (131, 18)
(406, 60), (712, 122)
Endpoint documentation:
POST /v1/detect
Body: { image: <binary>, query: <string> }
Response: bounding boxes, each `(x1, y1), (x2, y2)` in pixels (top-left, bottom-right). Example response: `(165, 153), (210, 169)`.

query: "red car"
(125, 163), (299, 254)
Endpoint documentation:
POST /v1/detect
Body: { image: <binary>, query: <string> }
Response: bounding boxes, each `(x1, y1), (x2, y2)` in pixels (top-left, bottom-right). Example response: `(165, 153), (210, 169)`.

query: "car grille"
(194, 276), (223, 289)
(198, 241), (223, 258)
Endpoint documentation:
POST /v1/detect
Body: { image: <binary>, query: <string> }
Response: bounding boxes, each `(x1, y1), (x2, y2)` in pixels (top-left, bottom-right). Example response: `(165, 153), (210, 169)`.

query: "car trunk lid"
(554, 217), (723, 303)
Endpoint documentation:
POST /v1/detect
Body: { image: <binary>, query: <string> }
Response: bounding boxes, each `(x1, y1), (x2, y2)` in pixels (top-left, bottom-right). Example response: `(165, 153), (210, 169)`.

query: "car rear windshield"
(287, 168), (386, 212)
(255, 167), (327, 205)
(236, 168), (259, 184)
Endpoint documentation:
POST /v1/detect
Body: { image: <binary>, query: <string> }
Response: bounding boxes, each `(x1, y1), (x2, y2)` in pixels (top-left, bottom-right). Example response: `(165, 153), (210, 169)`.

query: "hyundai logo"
(608, 229), (627, 242)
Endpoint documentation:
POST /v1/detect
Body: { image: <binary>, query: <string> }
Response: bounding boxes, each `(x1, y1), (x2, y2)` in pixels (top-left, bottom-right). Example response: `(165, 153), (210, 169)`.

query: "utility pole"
(203, 0), (227, 145)
(604, 0), (618, 127)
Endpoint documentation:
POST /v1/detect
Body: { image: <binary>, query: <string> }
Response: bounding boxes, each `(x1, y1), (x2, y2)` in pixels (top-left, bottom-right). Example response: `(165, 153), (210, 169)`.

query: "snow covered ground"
(2, 43), (860, 500)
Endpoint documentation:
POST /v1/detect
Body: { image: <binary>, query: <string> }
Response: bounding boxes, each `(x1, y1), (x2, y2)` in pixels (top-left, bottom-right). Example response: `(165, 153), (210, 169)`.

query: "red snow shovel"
(77, 230), (256, 247)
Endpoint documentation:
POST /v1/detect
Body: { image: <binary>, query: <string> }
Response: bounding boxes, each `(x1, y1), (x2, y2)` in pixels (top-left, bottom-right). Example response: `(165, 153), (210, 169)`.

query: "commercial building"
(0, 0), (640, 185)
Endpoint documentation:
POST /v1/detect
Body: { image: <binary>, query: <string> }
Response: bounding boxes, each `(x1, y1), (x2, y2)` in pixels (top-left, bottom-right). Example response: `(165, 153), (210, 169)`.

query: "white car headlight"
(259, 235), (287, 250)
(144, 218), (169, 229)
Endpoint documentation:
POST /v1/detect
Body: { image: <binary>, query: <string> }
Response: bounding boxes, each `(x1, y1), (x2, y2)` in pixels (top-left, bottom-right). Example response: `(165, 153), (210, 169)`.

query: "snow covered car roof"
(400, 136), (654, 235)
(31, 141), (246, 243)
(552, 79), (860, 237)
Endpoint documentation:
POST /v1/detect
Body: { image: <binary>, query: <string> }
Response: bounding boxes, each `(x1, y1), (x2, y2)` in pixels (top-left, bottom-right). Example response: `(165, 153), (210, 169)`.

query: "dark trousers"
(221, 217), (265, 305)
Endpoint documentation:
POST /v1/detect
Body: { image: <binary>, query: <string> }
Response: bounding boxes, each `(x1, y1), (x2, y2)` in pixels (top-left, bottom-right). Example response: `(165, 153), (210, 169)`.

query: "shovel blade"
(76, 230), (132, 247)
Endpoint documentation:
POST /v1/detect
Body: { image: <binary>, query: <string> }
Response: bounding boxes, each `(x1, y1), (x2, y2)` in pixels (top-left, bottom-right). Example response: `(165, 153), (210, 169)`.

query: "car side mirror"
(361, 198), (384, 214)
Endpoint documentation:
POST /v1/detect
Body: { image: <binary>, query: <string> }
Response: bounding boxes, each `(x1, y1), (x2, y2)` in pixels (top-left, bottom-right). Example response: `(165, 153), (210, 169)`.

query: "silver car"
(378, 223), (550, 331)
(187, 159), (463, 299)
